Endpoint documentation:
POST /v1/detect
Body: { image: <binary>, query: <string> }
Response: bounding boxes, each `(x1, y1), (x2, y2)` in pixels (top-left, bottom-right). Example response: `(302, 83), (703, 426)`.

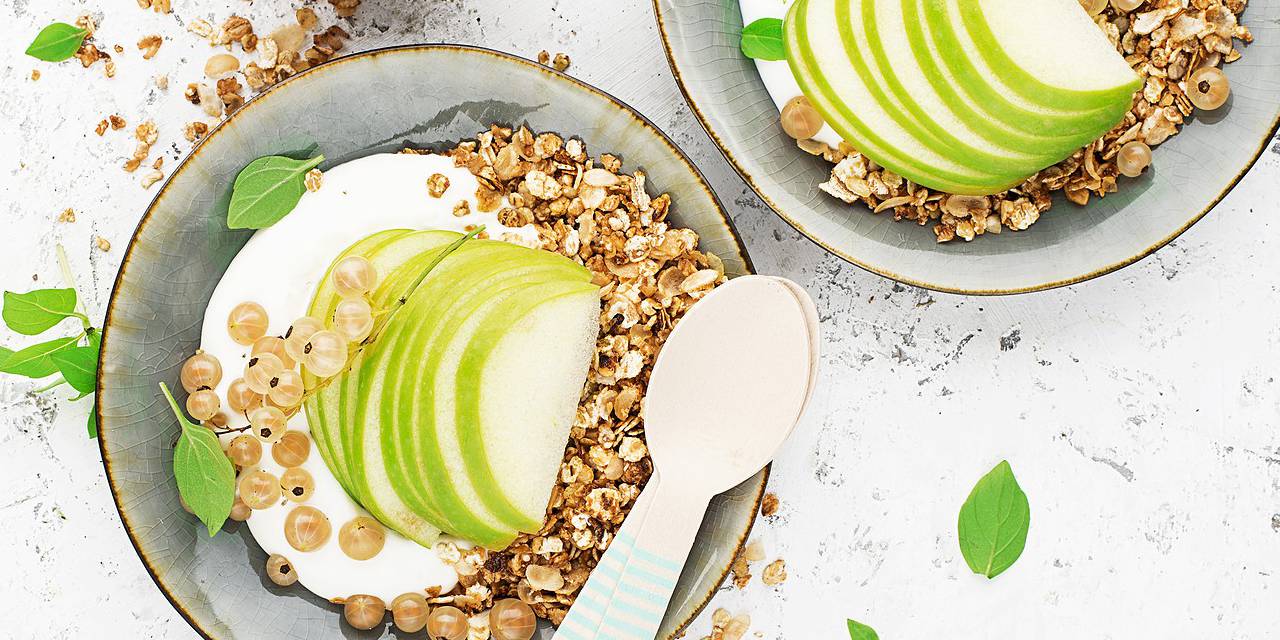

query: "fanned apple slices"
(784, 0), (1141, 195)
(303, 231), (600, 549)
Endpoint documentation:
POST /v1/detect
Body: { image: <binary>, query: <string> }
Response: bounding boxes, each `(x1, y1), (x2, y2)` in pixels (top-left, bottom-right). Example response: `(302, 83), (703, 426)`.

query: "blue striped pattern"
(552, 531), (683, 640)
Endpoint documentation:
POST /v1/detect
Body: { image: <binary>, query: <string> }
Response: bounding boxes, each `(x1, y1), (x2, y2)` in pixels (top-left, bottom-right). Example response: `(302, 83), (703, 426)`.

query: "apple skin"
(368, 247), (588, 548)
(786, 0), (1025, 194)
(917, 0), (1134, 139)
(451, 281), (600, 537)
(838, 0), (1064, 177)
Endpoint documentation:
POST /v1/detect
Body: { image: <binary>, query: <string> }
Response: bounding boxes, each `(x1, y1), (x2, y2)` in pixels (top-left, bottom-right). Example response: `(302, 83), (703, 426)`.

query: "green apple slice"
(860, 0), (1088, 169)
(962, 0), (1141, 110)
(921, 0), (1136, 129)
(452, 281), (599, 536)
(786, 0), (1024, 194)
(841, 0), (1066, 178)
(369, 248), (586, 546)
(904, 0), (1112, 150)
(304, 228), (412, 493)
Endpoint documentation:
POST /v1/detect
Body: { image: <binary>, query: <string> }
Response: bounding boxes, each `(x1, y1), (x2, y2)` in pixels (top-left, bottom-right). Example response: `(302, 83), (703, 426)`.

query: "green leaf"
(226, 154), (325, 229)
(0, 346), (12, 362)
(87, 408), (97, 439)
(161, 383), (235, 536)
(741, 18), (787, 61)
(26, 23), (89, 62)
(0, 335), (81, 378)
(847, 619), (879, 640)
(957, 460), (1031, 579)
(3, 288), (79, 335)
(50, 345), (98, 393)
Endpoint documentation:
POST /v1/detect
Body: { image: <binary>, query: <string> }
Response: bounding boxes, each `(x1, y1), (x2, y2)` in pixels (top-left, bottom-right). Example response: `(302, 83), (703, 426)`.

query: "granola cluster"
(416, 126), (729, 625)
(811, 0), (1253, 242)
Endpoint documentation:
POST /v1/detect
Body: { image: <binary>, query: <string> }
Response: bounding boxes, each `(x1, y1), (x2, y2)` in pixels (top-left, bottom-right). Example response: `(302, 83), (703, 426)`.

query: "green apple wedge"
(863, 0), (1102, 166)
(304, 228), (413, 493)
(830, 0), (1064, 178)
(353, 243), (590, 547)
(903, 0), (1119, 148)
(306, 229), (460, 546)
(920, 0), (1137, 131)
(386, 267), (591, 543)
(451, 281), (600, 537)
(785, 0), (1026, 195)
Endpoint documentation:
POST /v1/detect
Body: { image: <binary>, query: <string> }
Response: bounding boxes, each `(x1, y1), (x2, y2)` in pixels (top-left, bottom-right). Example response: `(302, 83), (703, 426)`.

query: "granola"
(809, 0), (1252, 242)
(407, 126), (728, 623)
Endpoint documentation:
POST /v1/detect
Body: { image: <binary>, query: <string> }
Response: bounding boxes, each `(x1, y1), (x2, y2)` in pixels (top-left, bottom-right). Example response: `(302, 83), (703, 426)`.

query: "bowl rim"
(650, 0), (1280, 296)
(96, 42), (763, 640)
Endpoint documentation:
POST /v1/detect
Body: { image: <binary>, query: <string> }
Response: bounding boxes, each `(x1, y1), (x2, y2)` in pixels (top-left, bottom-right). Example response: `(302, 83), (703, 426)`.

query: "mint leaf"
(87, 409), (97, 439)
(847, 619), (879, 640)
(0, 335), (81, 378)
(3, 288), (80, 335)
(161, 382), (235, 536)
(958, 460), (1030, 579)
(227, 154), (325, 229)
(26, 23), (89, 62)
(0, 346), (12, 362)
(50, 345), (97, 393)
(741, 18), (787, 61)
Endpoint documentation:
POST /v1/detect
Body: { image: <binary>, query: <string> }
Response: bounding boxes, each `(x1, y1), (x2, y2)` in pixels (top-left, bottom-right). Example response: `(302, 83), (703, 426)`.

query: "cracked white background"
(2, 1), (1279, 638)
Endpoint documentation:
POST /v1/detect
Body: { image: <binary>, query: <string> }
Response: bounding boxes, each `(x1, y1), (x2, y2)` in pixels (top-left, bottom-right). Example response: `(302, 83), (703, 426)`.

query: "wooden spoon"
(552, 275), (819, 640)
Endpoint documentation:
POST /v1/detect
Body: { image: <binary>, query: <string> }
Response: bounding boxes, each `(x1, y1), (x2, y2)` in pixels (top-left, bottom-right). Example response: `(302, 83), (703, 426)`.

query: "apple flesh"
(783, 0), (1141, 195)
(305, 233), (599, 549)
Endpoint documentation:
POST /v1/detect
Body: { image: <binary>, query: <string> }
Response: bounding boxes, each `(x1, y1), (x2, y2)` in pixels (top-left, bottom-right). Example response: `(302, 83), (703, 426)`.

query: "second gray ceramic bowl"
(98, 44), (762, 640)
(655, 0), (1280, 294)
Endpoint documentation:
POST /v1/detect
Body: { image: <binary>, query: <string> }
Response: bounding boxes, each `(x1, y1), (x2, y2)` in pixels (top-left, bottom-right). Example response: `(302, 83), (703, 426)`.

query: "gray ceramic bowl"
(98, 44), (762, 640)
(654, 0), (1280, 294)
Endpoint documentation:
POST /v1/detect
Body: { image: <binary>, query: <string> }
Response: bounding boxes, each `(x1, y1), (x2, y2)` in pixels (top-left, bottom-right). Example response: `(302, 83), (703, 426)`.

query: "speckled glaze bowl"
(98, 45), (761, 640)
(654, 0), (1280, 294)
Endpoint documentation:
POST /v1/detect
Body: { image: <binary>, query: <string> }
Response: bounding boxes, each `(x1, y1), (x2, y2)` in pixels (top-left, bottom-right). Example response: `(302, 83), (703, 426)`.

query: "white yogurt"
(199, 153), (536, 603)
(740, 0), (844, 148)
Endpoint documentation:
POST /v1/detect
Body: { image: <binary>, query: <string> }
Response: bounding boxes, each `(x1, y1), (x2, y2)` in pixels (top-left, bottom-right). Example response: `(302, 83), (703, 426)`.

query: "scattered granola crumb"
(304, 169), (324, 193)
(137, 0), (171, 13)
(216, 77), (245, 114)
(95, 237), (112, 252)
(700, 609), (751, 640)
(761, 559), (787, 586)
(328, 0), (361, 18)
(141, 170), (164, 189)
(552, 52), (571, 72)
(113, 44), (125, 54)
(57, 208), (76, 224)
(103, 59), (117, 79)
(537, 50), (551, 66)
(183, 121), (209, 143)
(152, 156), (164, 170)
(155, 74), (169, 90)
(75, 14), (96, 38)
(135, 121), (158, 145)
(297, 7), (320, 30)
(427, 173), (450, 198)
(138, 35), (163, 60)
(760, 492), (779, 517)
(30, 70), (40, 81)
(452, 199), (471, 218)
(95, 120), (109, 136)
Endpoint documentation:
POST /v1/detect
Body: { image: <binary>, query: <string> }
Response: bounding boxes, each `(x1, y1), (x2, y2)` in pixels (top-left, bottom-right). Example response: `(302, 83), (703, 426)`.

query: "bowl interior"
(654, 0), (1280, 294)
(98, 45), (761, 640)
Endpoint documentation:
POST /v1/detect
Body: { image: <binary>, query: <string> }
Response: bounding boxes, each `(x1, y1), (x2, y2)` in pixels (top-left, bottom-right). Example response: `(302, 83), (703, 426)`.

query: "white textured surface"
(1, 1), (1279, 639)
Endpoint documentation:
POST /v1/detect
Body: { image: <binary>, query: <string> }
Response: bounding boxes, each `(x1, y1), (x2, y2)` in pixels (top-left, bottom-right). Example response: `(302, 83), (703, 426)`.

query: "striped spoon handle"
(593, 479), (710, 640)
(551, 477), (661, 640)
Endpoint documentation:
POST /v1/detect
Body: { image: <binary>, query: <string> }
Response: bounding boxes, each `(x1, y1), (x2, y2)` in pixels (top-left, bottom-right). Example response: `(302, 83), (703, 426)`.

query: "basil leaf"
(26, 23), (89, 62)
(161, 382), (235, 536)
(3, 288), (79, 335)
(87, 409), (97, 439)
(0, 346), (12, 362)
(847, 619), (879, 640)
(0, 335), (81, 378)
(227, 154), (325, 229)
(741, 18), (787, 61)
(50, 345), (98, 393)
(957, 460), (1030, 579)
